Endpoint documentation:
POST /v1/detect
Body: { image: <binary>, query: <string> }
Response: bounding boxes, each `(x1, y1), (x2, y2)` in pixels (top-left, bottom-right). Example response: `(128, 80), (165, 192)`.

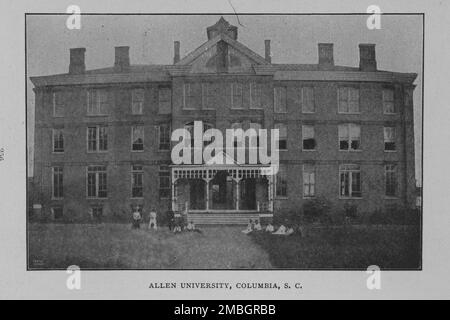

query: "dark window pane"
(340, 140), (349, 150)
(303, 138), (316, 150)
(385, 142), (396, 151)
(351, 140), (360, 150)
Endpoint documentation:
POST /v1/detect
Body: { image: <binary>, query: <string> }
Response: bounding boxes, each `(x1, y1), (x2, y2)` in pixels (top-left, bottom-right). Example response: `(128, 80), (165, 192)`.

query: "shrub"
(273, 209), (300, 226)
(368, 205), (421, 225)
(344, 203), (358, 219)
(302, 197), (332, 223)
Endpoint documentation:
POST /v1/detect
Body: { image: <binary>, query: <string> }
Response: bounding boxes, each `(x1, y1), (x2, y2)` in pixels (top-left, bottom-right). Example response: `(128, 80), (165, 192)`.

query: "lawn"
(28, 223), (273, 269)
(28, 223), (421, 270)
(250, 225), (421, 269)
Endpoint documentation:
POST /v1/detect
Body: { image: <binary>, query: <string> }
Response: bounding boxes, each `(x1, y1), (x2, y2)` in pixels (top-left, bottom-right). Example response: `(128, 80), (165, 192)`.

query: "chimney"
(114, 46), (130, 72)
(265, 40), (271, 63)
(359, 44), (377, 71)
(69, 48), (86, 74)
(318, 43), (334, 69)
(173, 41), (180, 64)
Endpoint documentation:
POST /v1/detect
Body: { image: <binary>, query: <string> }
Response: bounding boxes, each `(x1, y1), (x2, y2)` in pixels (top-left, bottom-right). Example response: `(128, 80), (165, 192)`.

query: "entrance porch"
(171, 165), (274, 216)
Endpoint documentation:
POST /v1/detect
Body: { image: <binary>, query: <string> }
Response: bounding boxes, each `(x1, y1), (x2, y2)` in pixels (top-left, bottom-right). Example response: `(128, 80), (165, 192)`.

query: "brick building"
(30, 17), (417, 223)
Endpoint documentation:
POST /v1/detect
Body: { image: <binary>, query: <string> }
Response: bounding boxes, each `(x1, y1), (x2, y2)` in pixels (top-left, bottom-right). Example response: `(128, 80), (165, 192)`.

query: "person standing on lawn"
(148, 208), (157, 231)
(132, 206), (142, 229)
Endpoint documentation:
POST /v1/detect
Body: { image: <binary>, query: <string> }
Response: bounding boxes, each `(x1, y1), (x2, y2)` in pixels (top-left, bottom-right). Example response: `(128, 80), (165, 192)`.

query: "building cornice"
(30, 67), (417, 88)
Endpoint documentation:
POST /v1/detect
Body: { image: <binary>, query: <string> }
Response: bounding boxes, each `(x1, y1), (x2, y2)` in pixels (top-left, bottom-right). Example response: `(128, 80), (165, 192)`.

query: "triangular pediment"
(176, 34), (269, 74)
(205, 150), (239, 166)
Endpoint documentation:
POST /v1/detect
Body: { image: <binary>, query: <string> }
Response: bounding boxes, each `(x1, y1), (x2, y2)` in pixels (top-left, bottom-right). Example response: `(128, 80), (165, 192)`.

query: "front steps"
(187, 213), (272, 225)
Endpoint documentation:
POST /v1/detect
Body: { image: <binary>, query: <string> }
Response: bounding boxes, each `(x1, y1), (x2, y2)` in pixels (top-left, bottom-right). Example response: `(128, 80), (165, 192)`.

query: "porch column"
(233, 170), (242, 211)
(268, 174), (274, 212)
(171, 170), (177, 212)
(235, 180), (240, 211)
(203, 169), (211, 211)
(205, 179), (210, 211)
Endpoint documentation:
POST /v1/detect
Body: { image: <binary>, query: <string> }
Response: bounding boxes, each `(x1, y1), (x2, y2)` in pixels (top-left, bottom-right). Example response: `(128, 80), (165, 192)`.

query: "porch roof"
(170, 164), (274, 181)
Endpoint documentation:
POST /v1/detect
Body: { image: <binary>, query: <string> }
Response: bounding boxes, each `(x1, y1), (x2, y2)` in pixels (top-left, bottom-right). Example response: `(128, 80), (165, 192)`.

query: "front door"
(211, 171), (235, 210)
(190, 179), (206, 210)
(240, 178), (257, 210)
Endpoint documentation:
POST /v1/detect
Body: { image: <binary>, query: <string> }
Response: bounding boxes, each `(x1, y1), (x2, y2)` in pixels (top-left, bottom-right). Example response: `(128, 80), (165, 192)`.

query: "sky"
(26, 14), (423, 183)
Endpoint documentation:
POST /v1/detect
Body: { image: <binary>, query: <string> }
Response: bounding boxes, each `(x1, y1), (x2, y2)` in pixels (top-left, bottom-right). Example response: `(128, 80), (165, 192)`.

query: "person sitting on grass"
(296, 225), (305, 238)
(148, 208), (157, 231)
(173, 215), (182, 233)
(187, 221), (203, 234)
(272, 224), (287, 235)
(187, 221), (195, 231)
(265, 223), (275, 233)
(132, 207), (142, 229)
(285, 226), (295, 236)
(254, 220), (262, 231)
(242, 219), (254, 234)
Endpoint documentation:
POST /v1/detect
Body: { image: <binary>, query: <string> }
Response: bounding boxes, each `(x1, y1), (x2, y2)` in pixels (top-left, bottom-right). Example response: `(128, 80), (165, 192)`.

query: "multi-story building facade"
(30, 17), (417, 223)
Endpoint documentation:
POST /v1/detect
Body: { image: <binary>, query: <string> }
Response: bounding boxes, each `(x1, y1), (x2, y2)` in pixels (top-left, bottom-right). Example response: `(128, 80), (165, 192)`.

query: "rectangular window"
(53, 91), (65, 117)
(339, 164), (362, 198)
(53, 129), (64, 153)
(87, 89), (108, 115)
(158, 87), (172, 114)
(384, 127), (396, 151)
(184, 83), (201, 109)
(303, 164), (316, 198)
(159, 166), (171, 199)
(131, 165), (144, 198)
(87, 126), (108, 152)
(302, 125), (316, 150)
(339, 124), (361, 151)
(338, 87), (360, 113)
(275, 123), (287, 150)
(383, 89), (395, 114)
(87, 166), (107, 198)
(52, 166), (63, 199)
(231, 83), (243, 109)
(132, 89), (144, 115)
(385, 164), (398, 197)
(202, 83), (214, 110)
(302, 87), (315, 113)
(276, 165), (288, 198)
(250, 82), (263, 109)
(274, 86), (287, 113)
(158, 123), (171, 151)
(131, 126), (144, 151)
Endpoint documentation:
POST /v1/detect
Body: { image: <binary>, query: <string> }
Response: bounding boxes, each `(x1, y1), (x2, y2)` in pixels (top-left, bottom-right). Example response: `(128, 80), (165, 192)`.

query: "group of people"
(132, 207), (296, 237)
(242, 219), (296, 236)
(131, 206), (157, 230)
(131, 206), (201, 234)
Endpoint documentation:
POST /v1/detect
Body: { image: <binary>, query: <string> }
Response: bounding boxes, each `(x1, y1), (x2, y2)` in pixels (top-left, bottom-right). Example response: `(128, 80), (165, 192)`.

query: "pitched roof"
(175, 33), (269, 66)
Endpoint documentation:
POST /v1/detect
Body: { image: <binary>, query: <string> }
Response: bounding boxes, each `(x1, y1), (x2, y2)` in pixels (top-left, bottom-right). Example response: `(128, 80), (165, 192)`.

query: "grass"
(28, 223), (421, 270)
(28, 223), (272, 269)
(250, 224), (421, 269)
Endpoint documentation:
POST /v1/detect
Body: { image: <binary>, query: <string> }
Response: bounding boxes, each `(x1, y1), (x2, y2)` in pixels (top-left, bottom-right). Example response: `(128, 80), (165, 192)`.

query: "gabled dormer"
(172, 17), (269, 74)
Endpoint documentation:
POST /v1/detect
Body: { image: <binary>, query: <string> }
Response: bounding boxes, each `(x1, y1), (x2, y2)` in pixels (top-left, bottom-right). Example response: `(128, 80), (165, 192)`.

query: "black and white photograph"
(3, 0), (450, 302)
(26, 13), (422, 270)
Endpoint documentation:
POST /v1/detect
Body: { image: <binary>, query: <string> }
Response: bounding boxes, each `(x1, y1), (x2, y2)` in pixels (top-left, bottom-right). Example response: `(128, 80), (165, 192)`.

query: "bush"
(273, 209), (301, 226)
(344, 203), (358, 219)
(368, 205), (421, 225)
(302, 197), (332, 223)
